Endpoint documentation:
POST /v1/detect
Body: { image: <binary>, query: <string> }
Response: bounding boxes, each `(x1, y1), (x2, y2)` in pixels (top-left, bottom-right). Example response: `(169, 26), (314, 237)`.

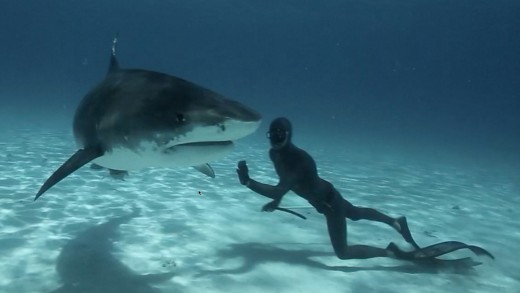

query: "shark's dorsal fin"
(107, 35), (120, 74)
(192, 164), (215, 178)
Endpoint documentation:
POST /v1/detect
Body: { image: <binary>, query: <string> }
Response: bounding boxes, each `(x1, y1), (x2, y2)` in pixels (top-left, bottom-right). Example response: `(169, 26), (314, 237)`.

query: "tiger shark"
(35, 37), (261, 200)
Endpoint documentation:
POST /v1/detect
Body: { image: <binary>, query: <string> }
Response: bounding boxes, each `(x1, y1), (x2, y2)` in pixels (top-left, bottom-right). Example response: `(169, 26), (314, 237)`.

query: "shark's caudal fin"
(34, 147), (103, 201)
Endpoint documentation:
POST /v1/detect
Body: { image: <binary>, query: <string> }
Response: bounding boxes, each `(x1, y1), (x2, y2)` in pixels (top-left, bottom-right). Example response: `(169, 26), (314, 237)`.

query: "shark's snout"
(224, 102), (262, 138)
(188, 96), (262, 142)
(222, 99), (262, 123)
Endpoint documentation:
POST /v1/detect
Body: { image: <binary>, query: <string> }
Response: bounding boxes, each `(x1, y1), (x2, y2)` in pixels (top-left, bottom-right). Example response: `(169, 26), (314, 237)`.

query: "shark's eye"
(176, 113), (185, 123)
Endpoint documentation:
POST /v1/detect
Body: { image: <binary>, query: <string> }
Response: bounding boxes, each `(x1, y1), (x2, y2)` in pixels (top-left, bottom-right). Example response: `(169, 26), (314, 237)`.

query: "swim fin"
(396, 216), (421, 250)
(387, 241), (495, 261)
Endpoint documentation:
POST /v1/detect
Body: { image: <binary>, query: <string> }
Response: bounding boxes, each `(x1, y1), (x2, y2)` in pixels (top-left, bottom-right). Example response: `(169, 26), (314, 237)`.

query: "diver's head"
(267, 117), (292, 149)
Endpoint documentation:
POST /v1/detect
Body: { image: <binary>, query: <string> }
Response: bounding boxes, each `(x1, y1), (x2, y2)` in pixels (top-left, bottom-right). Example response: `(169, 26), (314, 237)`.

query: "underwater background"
(0, 1), (519, 292)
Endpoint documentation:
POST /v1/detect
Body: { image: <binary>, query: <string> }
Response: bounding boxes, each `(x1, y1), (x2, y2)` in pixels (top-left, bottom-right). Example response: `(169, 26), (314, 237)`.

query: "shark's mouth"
(163, 140), (234, 158)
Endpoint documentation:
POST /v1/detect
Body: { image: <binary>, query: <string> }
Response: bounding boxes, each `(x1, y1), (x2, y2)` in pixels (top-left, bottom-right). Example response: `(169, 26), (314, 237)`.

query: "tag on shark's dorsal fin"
(107, 35), (120, 74)
(192, 164), (215, 178)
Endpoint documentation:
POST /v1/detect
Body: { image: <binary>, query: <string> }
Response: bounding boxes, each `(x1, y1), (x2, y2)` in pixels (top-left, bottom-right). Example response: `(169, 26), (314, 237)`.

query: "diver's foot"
(396, 216), (421, 250)
(386, 242), (413, 260)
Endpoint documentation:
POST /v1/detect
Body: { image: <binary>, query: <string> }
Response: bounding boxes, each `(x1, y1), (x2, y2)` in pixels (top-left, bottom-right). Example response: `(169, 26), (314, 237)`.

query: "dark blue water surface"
(0, 0), (518, 160)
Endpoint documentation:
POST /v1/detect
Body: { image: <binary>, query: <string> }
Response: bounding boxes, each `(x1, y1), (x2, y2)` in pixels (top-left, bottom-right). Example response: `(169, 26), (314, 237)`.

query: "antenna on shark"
(108, 33), (120, 74)
(112, 34), (118, 57)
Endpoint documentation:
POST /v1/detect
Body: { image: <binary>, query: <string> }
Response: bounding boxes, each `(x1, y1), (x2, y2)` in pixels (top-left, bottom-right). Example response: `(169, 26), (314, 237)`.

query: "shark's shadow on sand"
(50, 209), (174, 293)
(196, 242), (480, 277)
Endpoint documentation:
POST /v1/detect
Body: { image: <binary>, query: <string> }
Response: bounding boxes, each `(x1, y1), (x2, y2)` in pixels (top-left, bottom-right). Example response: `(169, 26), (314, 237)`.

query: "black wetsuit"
(239, 117), (494, 262)
(245, 143), (397, 259)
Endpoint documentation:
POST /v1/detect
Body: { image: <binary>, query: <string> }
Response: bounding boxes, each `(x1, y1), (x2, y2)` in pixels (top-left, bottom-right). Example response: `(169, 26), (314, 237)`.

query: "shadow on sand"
(49, 209), (175, 293)
(196, 242), (480, 277)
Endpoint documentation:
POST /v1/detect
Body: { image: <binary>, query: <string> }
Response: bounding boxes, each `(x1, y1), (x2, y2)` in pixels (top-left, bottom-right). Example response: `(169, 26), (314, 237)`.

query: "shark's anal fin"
(34, 147), (103, 201)
(108, 168), (128, 180)
(192, 164), (215, 178)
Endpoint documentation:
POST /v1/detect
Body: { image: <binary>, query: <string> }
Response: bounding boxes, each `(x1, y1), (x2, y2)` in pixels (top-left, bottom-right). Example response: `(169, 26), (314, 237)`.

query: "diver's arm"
(236, 161), (291, 201)
(246, 179), (290, 201)
(236, 160), (292, 201)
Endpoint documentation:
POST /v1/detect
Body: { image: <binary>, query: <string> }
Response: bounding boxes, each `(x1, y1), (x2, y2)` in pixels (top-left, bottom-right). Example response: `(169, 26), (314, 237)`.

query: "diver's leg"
(343, 196), (420, 249)
(325, 203), (389, 260)
(343, 197), (394, 224)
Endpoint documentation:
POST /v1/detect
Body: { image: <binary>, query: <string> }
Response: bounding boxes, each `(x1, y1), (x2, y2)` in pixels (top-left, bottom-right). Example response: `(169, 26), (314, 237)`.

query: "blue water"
(1, 1), (519, 292)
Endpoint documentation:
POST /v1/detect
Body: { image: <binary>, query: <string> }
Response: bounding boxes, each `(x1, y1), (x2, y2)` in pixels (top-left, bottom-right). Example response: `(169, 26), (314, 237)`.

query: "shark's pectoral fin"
(192, 164), (215, 178)
(35, 147), (104, 201)
(137, 271), (176, 283)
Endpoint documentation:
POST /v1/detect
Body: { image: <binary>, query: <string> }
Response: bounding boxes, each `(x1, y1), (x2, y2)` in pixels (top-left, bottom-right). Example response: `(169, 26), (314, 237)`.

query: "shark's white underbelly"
(92, 142), (234, 170)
